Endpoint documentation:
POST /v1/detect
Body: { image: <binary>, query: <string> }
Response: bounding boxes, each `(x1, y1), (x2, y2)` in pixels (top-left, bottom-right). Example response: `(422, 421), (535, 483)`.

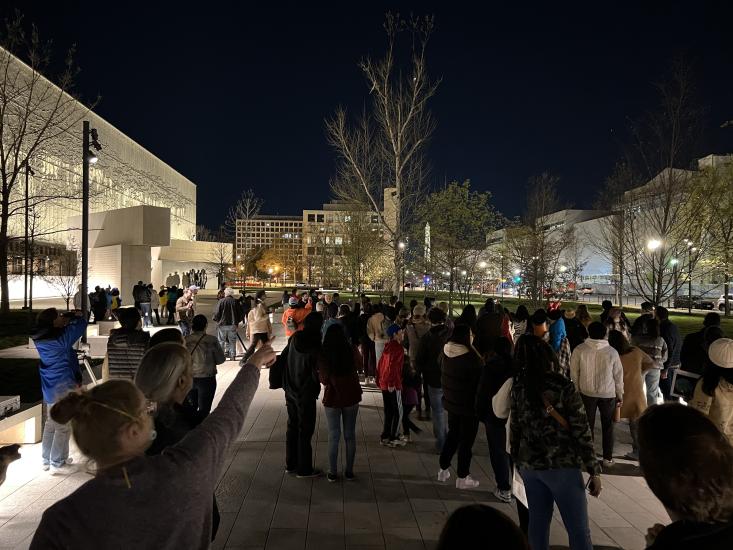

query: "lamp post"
(479, 261), (487, 295)
(647, 238), (662, 305)
(398, 241), (406, 304)
(81, 122), (101, 343)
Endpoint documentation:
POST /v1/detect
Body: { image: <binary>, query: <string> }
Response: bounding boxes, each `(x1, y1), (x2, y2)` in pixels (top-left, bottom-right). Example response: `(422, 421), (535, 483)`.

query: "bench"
(0, 402), (43, 444)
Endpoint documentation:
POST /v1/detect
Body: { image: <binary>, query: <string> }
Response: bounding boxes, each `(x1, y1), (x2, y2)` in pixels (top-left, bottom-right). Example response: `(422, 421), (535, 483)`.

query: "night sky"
(3, 1), (733, 229)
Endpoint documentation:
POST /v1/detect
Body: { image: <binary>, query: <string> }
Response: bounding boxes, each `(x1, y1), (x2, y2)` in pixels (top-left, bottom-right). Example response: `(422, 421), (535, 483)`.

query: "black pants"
(242, 333), (269, 362)
(188, 376), (217, 415)
(439, 412), (479, 478)
(381, 390), (400, 440)
(92, 307), (106, 323)
(659, 368), (680, 402)
(581, 395), (616, 460)
(402, 404), (422, 436)
(485, 419), (511, 491)
(166, 303), (176, 324)
(285, 396), (317, 475)
(152, 307), (161, 326)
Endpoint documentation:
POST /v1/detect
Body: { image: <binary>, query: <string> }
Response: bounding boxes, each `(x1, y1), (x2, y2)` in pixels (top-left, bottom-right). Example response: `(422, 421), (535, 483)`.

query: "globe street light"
(647, 239), (662, 251)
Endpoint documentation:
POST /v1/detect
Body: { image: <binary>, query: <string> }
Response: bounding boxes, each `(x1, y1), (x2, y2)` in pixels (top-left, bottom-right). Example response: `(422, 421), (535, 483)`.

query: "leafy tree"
(417, 181), (500, 314)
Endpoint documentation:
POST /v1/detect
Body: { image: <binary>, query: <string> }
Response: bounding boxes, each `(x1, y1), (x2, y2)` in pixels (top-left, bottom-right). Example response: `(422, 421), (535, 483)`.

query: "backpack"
(286, 312), (299, 332)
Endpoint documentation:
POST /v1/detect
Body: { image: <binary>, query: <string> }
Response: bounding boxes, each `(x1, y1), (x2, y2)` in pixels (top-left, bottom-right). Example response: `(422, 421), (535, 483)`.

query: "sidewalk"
(0, 310), (668, 549)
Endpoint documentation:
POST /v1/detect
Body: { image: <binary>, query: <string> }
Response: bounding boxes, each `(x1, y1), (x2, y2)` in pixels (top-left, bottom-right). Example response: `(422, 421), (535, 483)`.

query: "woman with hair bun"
(29, 344), (276, 550)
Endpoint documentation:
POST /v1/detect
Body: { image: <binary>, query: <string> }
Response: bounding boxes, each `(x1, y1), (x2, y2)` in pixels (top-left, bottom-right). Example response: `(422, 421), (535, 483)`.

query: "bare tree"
(559, 228), (589, 297)
(340, 209), (386, 294)
(695, 162), (733, 315)
(224, 188), (263, 278)
(326, 13), (439, 294)
(506, 174), (569, 310)
(599, 62), (710, 306)
(42, 248), (79, 310)
(0, 14), (97, 313)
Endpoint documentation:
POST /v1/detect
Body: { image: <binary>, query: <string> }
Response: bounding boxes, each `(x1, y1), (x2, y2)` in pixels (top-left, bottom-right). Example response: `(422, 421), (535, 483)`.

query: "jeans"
(324, 404), (359, 475)
(629, 419), (640, 456)
(166, 303), (176, 324)
(580, 395), (616, 461)
(285, 396), (317, 475)
(179, 320), (191, 337)
(439, 412), (479, 478)
(217, 325), (238, 360)
(42, 403), (70, 467)
(188, 376), (217, 415)
(140, 303), (152, 327)
(645, 369), (661, 406)
(520, 468), (593, 550)
(420, 379), (431, 416)
(381, 390), (400, 440)
(485, 420), (511, 491)
(427, 386), (446, 452)
(659, 367), (680, 402)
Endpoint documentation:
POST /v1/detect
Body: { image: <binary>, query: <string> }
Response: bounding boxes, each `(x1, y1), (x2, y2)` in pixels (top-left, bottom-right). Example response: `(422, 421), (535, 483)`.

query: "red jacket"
(377, 340), (404, 391)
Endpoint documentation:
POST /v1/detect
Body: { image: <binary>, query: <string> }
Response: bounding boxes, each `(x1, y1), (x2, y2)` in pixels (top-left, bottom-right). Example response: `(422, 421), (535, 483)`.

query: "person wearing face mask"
(29, 343), (276, 550)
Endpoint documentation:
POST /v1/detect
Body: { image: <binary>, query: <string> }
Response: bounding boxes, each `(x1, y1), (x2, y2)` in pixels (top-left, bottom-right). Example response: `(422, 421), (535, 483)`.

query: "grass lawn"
(0, 309), (36, 349)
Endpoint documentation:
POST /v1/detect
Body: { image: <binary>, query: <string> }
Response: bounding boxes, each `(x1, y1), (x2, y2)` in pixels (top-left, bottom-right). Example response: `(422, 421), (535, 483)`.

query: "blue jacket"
(33, 318), (87, 403)
(549, 318), (567, 353)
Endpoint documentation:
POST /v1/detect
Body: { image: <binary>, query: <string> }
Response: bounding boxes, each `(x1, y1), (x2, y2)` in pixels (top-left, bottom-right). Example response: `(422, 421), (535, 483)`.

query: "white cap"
(709, 338), (733, 369)
(188, 285), (200, 291)
(224, 287), (234, 297)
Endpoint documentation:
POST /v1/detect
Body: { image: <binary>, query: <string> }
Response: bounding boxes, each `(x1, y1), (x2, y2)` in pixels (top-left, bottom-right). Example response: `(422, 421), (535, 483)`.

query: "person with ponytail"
(29, 344), (276, 550)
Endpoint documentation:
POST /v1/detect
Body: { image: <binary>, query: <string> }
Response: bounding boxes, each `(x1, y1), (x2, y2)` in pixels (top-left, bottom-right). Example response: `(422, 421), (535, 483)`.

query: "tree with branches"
(506, 174), (569, 310)
(327, 12), (438, 294)
(594, 62), (710, 306)
(417, 181), (500, 314)
(0, 14), (96, 313)
(42, 248), (79, 310)
(224, 188), (263, 278)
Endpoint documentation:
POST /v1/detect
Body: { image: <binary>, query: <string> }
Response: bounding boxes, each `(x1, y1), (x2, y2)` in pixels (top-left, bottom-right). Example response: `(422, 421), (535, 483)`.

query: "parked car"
(674, 295), (715, 310)
(579, 286), (595, 295)
(295, 282), (308, 288)
(718, 294), (733, 311)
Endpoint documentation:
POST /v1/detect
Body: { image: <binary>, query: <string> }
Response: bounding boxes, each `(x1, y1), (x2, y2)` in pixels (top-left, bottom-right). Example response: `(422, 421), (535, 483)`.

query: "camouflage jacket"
(510, 371), (600, 475)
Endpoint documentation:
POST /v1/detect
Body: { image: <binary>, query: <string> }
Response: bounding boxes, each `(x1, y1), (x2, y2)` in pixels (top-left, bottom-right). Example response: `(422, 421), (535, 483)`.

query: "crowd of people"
(8, 287), (733, 548)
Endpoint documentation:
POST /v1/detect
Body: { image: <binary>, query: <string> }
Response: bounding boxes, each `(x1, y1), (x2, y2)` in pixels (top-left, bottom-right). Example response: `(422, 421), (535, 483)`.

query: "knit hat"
(224, 287), (234, 297)
(530, 310), (548, 326)
(288, 297), (299, 306)
(709, 338), (733, 369)
(386, 323), (402, 338)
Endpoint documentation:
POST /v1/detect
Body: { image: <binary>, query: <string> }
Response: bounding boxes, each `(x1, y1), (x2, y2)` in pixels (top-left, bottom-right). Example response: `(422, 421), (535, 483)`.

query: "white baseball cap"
(709, 338), (733, 369)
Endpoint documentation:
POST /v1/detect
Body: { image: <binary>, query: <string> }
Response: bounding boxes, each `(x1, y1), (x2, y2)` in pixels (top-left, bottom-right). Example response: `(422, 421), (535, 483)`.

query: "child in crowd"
(378, 324), (406, 447)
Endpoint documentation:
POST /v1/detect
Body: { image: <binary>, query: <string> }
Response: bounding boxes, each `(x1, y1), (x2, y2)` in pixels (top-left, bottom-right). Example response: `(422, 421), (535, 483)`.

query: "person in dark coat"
(680, 312), (721, 374)
(563, 309), (588, 351)
(476, 336), (514, 502)
(437, 324), (483, 489)
(639, 404), (733, 550)
(416, 307), (451, 452)
(283, 312), (323, 477)
(656, 307), (682, 402)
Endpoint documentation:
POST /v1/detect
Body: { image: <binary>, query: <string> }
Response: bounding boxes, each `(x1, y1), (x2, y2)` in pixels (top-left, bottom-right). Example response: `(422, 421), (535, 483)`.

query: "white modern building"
(1, 45), (230, 305)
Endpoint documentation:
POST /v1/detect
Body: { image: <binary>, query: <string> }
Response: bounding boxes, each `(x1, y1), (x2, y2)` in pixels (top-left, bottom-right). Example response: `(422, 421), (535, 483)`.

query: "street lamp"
(647, 239), (662, 251)
(81, 122), (102, 341)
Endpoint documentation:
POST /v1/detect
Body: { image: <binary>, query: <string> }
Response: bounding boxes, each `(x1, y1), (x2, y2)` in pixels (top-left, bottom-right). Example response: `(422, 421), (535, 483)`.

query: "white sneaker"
(437, 468), (451, 482)
(50, 463), (75, 476)
(42, 464), (50, 471)
(602, 459), (615, 468)
(494, 489), (513, 503)
(456, 475), (480, 489)
(391, 439), (407, 447)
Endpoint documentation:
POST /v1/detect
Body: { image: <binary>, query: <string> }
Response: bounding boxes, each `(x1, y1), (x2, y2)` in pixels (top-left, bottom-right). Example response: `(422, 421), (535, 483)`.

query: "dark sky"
(4, 1), (733, 228)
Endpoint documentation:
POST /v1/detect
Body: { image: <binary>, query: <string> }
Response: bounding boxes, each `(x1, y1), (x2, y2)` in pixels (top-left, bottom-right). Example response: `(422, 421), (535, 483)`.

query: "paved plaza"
(0, 303), (670, 550)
